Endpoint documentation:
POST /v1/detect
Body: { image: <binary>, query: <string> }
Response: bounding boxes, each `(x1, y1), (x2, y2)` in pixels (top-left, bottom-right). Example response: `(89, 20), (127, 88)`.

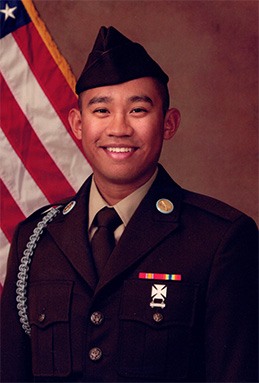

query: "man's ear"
(163, 108), (181, 140)
(68, 108), (82, 140)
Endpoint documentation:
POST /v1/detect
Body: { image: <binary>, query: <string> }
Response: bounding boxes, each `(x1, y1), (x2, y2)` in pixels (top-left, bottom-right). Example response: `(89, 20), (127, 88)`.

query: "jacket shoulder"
(155, 165), (253, 224)
(182, 189), (246, 223)
(17, 176), (92, 228)
(20, 197), (73, 225)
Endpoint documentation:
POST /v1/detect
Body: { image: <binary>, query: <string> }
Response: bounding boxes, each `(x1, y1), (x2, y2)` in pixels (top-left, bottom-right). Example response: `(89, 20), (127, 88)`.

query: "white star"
(0, 3), (17, 21)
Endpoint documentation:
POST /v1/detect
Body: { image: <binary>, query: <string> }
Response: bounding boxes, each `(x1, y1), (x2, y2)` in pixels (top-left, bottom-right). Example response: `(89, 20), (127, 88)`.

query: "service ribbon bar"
(139, 272), (182, 281)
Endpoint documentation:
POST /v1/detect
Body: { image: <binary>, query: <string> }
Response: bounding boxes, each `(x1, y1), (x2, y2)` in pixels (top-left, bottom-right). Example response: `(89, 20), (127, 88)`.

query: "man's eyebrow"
(88, 96), (113, 106)
(87, 95), (153, 106)
(129, 95), (153, 105)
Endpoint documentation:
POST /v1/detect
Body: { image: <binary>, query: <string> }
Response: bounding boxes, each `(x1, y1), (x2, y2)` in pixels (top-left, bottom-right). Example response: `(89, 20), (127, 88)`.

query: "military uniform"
(1, 165), (258, 382)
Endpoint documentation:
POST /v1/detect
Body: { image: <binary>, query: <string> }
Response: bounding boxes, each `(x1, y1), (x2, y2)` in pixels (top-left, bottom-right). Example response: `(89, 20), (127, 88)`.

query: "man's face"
(69, 77), (179, 190)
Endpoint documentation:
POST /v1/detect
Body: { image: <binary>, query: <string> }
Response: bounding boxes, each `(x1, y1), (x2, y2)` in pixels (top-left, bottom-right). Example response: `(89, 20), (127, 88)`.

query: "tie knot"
(94, 207), (121, 231)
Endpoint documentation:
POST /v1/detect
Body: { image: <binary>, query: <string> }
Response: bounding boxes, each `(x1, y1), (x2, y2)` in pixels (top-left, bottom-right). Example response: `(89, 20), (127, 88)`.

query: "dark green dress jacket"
(1, 165), (258, 382)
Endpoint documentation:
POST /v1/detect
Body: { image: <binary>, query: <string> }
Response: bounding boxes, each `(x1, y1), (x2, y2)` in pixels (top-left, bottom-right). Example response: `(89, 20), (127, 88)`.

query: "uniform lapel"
(95, 166), (182, 295)
(46, 176), (98, 290)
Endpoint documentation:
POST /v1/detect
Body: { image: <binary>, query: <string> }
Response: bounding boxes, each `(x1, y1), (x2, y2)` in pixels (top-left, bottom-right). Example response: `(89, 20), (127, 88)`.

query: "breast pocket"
(117, 279), (199, 380)
(28, 280), (73, 377)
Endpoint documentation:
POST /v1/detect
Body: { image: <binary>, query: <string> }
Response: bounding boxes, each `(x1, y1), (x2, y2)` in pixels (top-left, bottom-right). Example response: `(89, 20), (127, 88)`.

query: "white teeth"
(106, 147), (134, 153)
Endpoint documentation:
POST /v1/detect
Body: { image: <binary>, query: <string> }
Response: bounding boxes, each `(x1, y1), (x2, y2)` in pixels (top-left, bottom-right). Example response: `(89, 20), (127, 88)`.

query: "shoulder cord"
(16, 205), (62, 336)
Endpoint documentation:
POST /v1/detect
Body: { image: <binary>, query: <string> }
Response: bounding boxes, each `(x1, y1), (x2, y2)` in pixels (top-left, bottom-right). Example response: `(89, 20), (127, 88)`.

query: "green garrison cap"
(75, 26), (169, 94)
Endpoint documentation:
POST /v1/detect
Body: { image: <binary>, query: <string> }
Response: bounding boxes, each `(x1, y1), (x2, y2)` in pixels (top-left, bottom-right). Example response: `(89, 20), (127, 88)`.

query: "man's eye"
(131, 108), (147, 114)
(94, 108), (109, 114)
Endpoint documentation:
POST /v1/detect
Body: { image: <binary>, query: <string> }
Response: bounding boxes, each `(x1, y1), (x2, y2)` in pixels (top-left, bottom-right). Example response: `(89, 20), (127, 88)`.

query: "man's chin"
(102, 169), (155, 188)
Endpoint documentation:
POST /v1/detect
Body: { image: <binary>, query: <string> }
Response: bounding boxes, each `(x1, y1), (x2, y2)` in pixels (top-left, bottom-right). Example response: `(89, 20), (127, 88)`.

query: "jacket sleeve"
(1, 224), (33, 382)
(205, 215), (258, 382)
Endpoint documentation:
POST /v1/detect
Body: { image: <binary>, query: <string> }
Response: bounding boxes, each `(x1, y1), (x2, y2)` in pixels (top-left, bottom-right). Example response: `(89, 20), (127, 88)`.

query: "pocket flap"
(120, 279), (199, 328)
(29, 280), (73, 328)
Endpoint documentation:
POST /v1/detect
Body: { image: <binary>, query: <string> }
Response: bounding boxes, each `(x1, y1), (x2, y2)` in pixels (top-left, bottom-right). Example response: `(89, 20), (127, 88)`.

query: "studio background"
(33, 0), (258, 224)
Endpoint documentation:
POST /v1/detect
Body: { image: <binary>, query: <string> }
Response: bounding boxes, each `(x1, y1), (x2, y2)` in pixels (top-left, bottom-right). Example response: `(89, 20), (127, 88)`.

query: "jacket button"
(38, 313), (46, 322)
(153, 312), (163, 323)
(89, 347), (102, 361)
(90, 311), (104, 325)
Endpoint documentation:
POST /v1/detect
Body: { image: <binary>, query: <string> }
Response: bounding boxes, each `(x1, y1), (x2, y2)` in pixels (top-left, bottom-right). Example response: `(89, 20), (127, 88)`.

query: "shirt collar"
(88, 169), (158, 230)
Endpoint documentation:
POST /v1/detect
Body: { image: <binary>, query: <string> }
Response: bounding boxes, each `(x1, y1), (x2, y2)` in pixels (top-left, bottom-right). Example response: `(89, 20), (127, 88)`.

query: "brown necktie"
(91, 207), (122, 275)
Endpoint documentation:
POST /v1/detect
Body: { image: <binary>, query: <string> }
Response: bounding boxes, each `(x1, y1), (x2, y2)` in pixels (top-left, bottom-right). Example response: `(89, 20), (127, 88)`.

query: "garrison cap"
(76, 26), (169, 94)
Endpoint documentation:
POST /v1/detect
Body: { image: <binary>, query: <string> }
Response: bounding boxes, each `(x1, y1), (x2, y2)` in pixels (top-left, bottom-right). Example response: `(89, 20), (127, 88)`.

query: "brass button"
(153, 312), (163, 323)
(38, 313), (46, 322)
(90, 311), (104, 325)
(89, 347), (102, 361)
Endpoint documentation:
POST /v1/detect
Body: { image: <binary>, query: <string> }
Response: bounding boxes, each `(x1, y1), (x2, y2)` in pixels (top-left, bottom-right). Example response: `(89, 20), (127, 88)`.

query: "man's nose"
(106, 114), (133, 136)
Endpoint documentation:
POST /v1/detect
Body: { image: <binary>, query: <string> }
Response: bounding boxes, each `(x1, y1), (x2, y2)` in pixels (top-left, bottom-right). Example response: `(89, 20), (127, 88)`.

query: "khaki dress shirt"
(88, 169), (158, 243)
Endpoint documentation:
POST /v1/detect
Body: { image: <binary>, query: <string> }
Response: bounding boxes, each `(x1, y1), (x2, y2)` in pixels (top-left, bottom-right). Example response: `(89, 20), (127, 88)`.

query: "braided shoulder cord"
(16, 205), (62, 336)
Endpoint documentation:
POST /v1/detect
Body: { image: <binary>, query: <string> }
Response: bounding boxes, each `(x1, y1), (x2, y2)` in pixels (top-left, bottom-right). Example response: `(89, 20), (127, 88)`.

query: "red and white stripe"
(0, 13), (91, 284)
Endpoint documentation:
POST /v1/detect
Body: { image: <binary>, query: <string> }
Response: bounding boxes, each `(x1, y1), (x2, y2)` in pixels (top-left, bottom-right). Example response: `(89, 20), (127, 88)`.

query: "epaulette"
(183, 189), (243, 223)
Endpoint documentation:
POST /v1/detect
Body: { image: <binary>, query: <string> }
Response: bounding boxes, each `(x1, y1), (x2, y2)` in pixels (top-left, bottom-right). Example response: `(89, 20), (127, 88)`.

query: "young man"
(1, 26), (258, 382)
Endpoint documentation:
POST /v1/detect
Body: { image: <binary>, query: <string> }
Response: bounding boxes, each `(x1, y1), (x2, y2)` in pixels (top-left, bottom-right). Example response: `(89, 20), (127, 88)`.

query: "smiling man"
(69, 77), (179, 204)
(1, 26), (258, 382)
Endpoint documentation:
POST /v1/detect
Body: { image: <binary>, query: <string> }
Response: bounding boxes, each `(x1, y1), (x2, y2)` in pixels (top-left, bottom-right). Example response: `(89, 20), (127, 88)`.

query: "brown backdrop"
(34, 0), (258, 224)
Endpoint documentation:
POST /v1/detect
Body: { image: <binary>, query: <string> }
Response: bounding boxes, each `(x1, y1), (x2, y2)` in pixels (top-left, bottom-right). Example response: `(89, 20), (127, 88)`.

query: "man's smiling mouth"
(106, 147), (135, 153)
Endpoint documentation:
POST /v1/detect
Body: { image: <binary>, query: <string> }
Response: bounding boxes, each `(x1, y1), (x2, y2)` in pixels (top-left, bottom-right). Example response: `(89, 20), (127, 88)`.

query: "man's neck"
(94, 182), (143, 206)
(93, 170), (158, 206)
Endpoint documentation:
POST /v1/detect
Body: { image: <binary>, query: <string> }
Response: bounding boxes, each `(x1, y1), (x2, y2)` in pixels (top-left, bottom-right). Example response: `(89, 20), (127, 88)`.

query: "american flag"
(0, 0), (92, 286)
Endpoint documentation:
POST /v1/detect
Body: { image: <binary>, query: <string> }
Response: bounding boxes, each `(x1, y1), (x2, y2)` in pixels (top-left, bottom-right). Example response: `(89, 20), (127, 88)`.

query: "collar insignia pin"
(63, 201), (76, 215)
(156, 199), (174, 214)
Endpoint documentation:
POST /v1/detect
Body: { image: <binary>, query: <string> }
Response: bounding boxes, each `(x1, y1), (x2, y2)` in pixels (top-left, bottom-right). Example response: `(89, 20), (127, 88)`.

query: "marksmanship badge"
(150, 284), (167, 309)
